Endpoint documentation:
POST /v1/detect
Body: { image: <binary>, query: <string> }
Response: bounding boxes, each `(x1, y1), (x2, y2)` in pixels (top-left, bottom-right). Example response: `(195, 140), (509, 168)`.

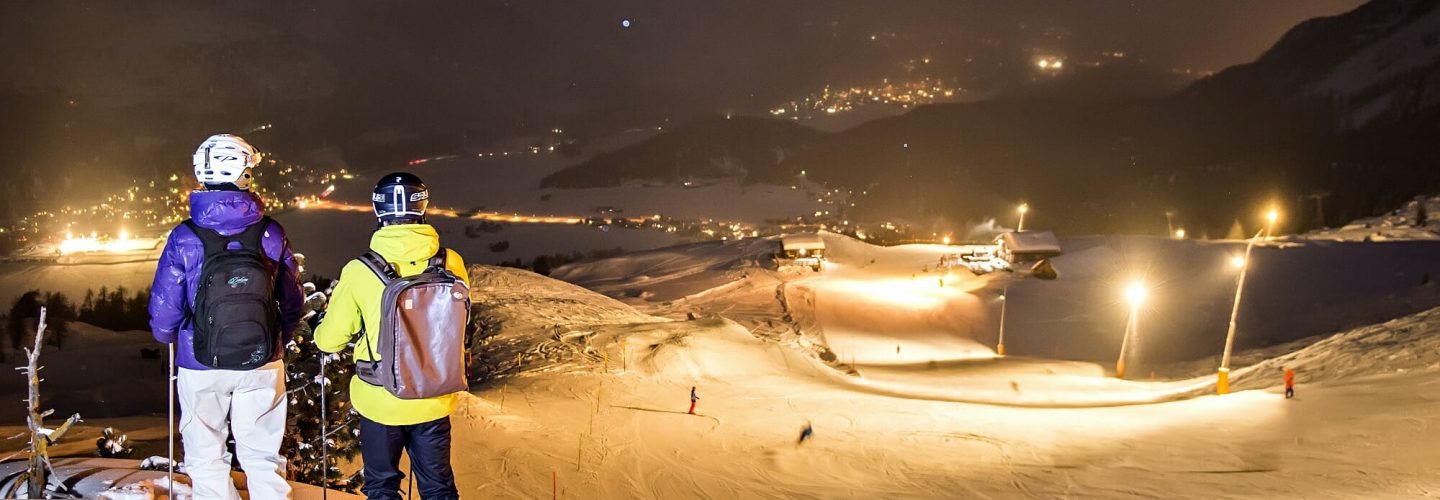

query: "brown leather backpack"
(354, 248), (471, 399)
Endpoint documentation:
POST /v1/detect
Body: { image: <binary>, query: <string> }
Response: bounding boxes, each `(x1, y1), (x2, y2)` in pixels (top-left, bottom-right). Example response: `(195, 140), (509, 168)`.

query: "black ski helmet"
(372, 172), (429, 224)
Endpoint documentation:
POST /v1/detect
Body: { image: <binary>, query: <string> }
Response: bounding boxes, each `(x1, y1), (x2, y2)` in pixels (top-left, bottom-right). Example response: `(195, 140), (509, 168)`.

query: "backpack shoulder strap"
(236, 216), (272, 253)
(427, 247), (448, 272)
(182, 219), (227, 257)
(358, 251), (398, 284)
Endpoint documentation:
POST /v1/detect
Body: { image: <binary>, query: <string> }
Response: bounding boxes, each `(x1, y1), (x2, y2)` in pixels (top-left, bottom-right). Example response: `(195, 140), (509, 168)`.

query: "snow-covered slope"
(453, 258), (1440, 497)
(9, 245), (1440, 497)
(0, 322), (163, 424)
(1301, 193), (1440, 241)
(0, 457), (358, 499)
(0, 259), (158, 315)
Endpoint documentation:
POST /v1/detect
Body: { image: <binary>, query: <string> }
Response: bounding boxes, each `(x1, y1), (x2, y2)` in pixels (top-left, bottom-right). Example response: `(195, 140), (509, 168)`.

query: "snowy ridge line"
(1220, 306), (1440, 392)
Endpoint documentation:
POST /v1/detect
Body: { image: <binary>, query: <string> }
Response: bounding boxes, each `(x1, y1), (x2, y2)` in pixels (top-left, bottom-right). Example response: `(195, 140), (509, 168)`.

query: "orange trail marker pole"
(552, 471), (557, 500)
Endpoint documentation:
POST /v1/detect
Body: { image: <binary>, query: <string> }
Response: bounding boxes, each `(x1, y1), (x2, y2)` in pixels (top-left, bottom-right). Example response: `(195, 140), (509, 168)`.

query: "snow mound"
(469, 264), (665, 375)
(550, 238), (780, 302)
(469, 264), (660, 332)
(1300, 194), (1440, 242)
(0, 457), (356, 499)
(620, 317), (835, 383)
(98, 478), (190, 500)
(1226, 306), (1440, 391)
(468, 265), (836, 385)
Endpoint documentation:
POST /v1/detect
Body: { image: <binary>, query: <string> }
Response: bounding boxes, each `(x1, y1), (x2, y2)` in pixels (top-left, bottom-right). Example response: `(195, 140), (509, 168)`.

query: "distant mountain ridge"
(546, 0), (1440, 236)
(1185, 0), (1440, 128)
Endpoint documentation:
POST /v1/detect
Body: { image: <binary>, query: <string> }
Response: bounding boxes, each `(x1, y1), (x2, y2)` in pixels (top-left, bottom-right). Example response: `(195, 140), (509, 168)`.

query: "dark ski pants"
(359, 415), (459, 500)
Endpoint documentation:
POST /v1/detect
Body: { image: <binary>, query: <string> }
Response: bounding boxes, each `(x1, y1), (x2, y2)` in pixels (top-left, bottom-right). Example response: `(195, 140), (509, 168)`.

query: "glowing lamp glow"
(1174, 228), (1186, 239)
(942, 236), (952, 245)
(1266, 209), (1279, 225)
(1017, 203), (1029, 214)
(1124, 283), (1148, 306)
(1230, 255), (1246, 269)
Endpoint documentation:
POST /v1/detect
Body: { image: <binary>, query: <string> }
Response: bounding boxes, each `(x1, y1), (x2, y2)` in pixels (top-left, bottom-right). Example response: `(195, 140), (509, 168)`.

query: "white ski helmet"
(193, 134), (261, 189)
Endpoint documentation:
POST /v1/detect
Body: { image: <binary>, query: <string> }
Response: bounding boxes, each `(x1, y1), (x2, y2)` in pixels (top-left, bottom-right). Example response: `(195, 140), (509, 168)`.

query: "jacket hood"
(370, 223), (441, 262)
(189, 190), (264, 231)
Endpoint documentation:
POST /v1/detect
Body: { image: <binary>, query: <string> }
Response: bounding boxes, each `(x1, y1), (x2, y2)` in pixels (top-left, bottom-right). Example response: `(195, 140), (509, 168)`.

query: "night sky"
(0, 0), (1364, 189)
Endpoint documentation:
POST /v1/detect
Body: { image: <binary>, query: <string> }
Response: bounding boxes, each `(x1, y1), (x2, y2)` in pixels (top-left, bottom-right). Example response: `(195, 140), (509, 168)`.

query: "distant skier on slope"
(797, 421), (814, 445)
(1285, 368), (1296, 399)
(689, 386), (699, 415)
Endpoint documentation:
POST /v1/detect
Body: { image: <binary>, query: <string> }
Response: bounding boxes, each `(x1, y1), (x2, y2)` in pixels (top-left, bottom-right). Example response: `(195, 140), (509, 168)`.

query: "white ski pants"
(177, 360), (292, 500)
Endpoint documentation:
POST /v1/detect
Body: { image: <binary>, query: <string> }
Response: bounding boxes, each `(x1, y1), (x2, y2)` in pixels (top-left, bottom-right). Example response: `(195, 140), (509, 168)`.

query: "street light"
(1116, 282), (1148, 378)
(1017, 203), (1030, 232)
(996, 289), (1009, 356)
(1217, 209), (1280, 394)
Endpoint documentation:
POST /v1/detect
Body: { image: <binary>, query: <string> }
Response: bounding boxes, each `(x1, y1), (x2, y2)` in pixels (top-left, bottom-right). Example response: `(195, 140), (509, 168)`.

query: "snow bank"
(1211, 306), (1440, 392)
(550, 238), (780, 302)
(619, 317), (835, 383)
(1300, 194), (1440, 242)
(0, 457), (357, 499)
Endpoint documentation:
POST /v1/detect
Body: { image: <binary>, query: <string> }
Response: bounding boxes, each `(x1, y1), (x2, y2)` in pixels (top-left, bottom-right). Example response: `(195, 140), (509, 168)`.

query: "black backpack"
(184, 217), (281, 370)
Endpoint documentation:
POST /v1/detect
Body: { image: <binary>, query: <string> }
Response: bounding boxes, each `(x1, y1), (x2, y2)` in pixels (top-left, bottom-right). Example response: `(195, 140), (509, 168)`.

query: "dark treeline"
(1, 287), (151, 357)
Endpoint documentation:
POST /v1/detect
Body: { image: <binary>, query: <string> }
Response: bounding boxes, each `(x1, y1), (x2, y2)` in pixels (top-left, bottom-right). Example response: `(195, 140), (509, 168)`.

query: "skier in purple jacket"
(149, 134), (303, 499)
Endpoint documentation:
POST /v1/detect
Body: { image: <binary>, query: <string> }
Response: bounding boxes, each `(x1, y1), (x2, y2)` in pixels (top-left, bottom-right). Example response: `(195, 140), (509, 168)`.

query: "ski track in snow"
(445, 248), (1440, 498)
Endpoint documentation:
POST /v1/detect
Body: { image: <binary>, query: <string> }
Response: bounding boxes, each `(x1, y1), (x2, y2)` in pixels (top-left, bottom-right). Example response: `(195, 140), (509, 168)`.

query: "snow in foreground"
(452, 265), (1440, 498)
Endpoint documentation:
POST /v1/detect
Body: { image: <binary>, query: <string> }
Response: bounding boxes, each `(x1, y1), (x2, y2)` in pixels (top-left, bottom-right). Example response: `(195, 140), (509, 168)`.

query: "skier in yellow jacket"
(315, 172), (467, 499)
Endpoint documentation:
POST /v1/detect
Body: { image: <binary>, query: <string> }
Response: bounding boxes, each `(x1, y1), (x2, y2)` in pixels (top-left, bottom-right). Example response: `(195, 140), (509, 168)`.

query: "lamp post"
(996, 287), (1009, 356)
(1217, 209), (1279, 394)
(1116, 282), (1148, 378)
(1017, 203), (1029, 232)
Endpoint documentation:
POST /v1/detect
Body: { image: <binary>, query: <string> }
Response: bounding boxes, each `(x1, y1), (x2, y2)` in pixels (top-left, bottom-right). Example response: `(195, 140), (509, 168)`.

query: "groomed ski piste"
(450, 232), (1440, 498)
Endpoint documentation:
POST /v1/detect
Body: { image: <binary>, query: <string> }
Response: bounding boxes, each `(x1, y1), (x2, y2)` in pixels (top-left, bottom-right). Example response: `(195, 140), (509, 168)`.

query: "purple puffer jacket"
(149, 190), (303, 370)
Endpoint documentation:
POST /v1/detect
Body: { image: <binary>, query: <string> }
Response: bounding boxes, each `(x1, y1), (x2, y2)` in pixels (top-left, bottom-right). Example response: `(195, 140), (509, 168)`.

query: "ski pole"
(321, 351), (329, 500)
(168, 342), (176, 495)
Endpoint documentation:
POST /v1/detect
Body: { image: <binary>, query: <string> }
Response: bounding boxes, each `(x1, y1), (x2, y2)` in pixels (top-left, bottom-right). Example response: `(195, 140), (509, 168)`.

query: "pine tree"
(282, 330), (363, 492)
(41, 292), (75, 349)
(8, 291), (40, 350)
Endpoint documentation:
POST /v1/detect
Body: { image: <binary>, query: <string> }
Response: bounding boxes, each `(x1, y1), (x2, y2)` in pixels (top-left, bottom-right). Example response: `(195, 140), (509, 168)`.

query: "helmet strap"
(379, 216), (424, 227)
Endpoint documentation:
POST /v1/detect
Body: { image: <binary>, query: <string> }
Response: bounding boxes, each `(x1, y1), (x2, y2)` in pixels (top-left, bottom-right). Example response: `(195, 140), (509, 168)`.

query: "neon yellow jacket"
(315, 223), (468, 426)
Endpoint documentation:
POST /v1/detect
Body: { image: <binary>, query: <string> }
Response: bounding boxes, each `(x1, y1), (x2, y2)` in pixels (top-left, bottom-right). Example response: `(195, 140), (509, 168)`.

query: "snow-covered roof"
(997, 230), (1061, 255)
(782, 234), (826, 251)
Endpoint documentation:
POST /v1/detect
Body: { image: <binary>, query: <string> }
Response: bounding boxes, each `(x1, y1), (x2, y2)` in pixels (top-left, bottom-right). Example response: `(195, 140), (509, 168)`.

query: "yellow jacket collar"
(370, 223), (440, 262)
